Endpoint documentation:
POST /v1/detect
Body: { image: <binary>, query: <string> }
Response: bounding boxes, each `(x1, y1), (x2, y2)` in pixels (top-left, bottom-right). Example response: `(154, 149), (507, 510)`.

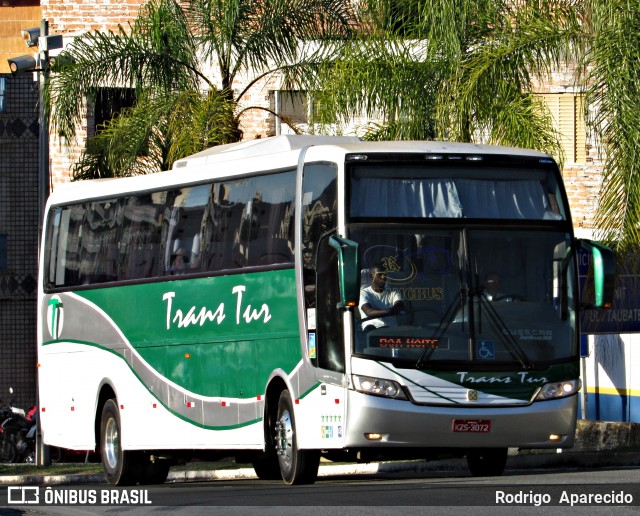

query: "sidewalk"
(1, 420), (638, 485)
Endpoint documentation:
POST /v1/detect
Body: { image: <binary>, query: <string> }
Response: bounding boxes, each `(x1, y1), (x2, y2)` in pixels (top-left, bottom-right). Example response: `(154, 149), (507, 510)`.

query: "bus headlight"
(352, 375), (407, 400)
(535, 379), (581, 401)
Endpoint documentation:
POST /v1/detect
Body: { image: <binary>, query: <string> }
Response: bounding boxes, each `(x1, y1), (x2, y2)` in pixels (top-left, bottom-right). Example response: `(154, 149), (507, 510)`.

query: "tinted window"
(44, 170), (296, 290)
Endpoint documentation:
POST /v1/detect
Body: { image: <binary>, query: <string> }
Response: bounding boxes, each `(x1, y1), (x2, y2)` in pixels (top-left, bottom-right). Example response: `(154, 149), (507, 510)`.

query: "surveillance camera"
(21, 27), (40, 48)
(7, 55), (37, 75)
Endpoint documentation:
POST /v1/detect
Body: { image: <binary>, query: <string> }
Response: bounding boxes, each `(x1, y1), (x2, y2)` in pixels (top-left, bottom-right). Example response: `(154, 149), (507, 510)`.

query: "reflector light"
(365, 433), (383, 441)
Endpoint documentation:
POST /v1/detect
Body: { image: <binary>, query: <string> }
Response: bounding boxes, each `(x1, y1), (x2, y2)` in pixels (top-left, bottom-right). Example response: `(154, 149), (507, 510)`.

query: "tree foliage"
(585, 0), (640, 253)
(309, 0), (578, 158)
(47, 0), (355, 179)
(309, 0), (640, 250)
(47, 0), (640, 252)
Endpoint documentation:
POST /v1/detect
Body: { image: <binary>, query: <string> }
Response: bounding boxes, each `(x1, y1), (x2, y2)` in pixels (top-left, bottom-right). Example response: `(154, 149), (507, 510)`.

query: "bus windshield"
(347, 156), (575, 368)
(349, 159), (566, 220)
(350, 226), (576, 368)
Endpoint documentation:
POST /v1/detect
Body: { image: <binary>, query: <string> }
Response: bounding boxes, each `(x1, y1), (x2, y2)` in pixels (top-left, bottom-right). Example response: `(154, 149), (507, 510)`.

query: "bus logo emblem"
(467, 390), (478, 401)
(46, 295), (64, 340)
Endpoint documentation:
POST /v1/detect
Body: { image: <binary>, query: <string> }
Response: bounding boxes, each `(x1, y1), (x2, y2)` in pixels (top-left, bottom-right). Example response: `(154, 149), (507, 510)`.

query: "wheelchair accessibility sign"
(477, 340), (495, 360)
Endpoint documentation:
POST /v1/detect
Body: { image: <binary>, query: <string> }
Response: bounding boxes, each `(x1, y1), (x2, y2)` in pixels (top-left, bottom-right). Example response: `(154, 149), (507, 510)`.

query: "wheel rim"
(275, 408), (294, 475)
(103, 416), (119, 470)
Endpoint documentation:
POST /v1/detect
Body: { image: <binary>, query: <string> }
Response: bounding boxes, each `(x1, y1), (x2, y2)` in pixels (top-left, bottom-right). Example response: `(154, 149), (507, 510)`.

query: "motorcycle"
(0, 389), (36, 463)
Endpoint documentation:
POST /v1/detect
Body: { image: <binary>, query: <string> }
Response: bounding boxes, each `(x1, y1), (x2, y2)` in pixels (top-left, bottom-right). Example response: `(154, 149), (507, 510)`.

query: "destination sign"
(371, 336), (447, 349)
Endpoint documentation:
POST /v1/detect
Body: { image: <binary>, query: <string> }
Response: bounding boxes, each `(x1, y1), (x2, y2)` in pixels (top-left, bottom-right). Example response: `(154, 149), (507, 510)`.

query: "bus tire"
(139, 457), (170, 485)
(252, 455), (282, 480)
(100, 399), (143, 485)
(466, 447), (507, 477)
(274, 390), (320, 485)
(252, 399), (282, 480)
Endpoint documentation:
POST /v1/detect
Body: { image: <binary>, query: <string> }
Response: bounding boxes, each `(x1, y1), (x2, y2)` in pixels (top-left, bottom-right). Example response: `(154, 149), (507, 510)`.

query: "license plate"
(452, 419), (491, 433)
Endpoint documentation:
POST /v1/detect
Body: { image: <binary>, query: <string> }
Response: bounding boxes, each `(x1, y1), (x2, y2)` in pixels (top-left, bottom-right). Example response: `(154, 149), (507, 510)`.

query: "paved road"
(2, 463), (640, 515)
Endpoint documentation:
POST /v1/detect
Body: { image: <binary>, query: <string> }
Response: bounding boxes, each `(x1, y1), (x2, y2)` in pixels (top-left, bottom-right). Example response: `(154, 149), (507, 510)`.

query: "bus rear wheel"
(274, 390), (319, 485)
(467, 447), (508, 477)
(100, 399), (144, 485)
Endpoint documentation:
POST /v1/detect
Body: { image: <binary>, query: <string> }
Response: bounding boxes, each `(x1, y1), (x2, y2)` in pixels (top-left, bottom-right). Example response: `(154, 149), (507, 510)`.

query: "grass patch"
(0, 463), (103, 477)
(0, 461), (250, 478)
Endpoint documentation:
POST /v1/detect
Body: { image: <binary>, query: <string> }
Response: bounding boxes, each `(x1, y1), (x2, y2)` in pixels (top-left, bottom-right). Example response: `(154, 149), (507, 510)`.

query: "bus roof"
(172, 134), (362, 169)
(173, 135), (551, 170)
(46, 136), (554, 207)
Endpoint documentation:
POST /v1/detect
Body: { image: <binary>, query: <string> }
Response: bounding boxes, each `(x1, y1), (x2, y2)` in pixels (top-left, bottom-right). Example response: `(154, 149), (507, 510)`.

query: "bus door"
(300, 162), (347, 447)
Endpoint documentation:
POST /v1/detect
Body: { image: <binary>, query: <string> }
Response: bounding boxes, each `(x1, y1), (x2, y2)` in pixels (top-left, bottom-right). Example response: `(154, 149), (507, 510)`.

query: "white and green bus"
(38, 135), (615, 485)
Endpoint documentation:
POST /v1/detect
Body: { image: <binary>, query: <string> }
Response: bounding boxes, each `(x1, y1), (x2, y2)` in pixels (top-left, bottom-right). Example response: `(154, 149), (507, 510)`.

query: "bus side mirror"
(328, 235), (359, 309)
(578, 240), (616, 309)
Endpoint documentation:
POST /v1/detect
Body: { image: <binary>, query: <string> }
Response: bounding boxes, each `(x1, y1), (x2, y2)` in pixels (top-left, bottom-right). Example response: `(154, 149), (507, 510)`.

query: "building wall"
(0, 3), (41, 74)
(0, 71), (39, 408)
(43, 0), (144, 35)
(0, 2), (40, 407)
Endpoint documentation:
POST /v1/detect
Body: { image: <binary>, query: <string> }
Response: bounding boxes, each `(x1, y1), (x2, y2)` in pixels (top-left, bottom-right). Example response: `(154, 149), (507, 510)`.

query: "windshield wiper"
(416, 288), (467, 369)
(477, 295), (532, 370)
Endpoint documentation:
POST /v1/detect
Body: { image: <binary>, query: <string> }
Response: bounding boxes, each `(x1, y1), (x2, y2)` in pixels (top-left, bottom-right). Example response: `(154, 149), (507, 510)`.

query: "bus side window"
(46, 206), (83, 288)
(245, 172), (295, 266)
(202, 182), (243, 272)
(163, 186), (209, 274)
(119, 193), (164, 280)
(79, 200), (121, 285)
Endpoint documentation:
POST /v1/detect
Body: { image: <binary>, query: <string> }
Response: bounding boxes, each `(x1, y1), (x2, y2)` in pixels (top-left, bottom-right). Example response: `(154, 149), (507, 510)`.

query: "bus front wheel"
(100, 399), (143, 485)
(274, 390), (319, 485)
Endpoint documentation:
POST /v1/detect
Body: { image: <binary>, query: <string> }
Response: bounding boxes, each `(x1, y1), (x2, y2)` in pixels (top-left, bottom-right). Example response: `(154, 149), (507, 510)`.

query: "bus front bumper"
(344, 389), (577, 449)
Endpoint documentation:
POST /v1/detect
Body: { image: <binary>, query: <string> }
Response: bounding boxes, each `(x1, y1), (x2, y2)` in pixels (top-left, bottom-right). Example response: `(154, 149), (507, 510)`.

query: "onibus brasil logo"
(46, 295), (64, 340)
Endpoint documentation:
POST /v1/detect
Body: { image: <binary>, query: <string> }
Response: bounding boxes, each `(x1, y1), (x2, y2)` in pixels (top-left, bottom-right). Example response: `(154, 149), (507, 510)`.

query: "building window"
(93, 88), (136, 132)
(536, 93), (587, 164)
(270, 90), (309, 135)
(0, 77), (7, 113)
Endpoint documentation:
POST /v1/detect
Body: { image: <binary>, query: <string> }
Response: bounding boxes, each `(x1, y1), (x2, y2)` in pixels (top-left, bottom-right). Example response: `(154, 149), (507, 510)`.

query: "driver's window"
(315, 236), (345, 372)
(301, 162), (338, 309)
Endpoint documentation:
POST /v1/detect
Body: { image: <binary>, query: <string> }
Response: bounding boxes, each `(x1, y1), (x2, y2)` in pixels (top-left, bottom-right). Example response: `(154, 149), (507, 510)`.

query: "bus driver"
(359, 263), (406, 332)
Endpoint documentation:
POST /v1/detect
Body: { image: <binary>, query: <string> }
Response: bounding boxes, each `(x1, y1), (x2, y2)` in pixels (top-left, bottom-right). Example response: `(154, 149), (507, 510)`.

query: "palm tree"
(309, 0), (581, 157)
(48, 0), (355, 179)
(585, 0), (640, 254)
(310, 0), (640, 252)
